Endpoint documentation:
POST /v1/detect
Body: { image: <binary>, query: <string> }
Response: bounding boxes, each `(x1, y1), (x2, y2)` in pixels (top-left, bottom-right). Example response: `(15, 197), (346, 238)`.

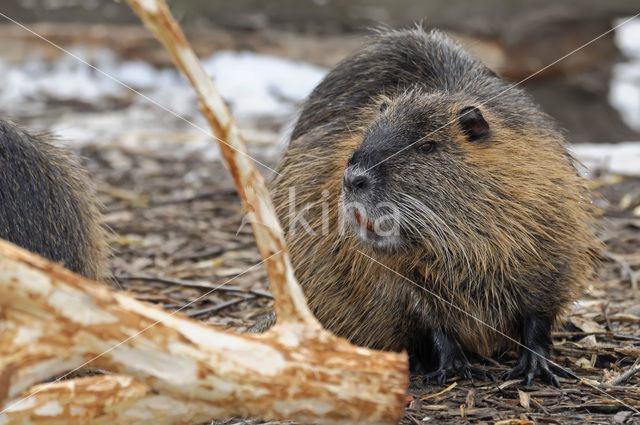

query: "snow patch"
(1, 39), (636, 177)
(570, 141), (640, 176)
(0, 47), (326, 159)
(0, 47), (325, 126)
(611, 17), (640, 130)
(202, 51), (326, 120)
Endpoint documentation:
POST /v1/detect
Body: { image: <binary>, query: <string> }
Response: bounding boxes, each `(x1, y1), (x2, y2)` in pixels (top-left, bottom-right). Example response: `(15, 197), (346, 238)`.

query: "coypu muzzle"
(341, 164), (401, 252)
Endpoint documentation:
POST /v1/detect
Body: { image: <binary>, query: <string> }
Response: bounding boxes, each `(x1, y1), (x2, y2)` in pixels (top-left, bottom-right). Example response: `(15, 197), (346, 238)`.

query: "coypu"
(0, 118), (107, 280)
(254, 27), (598, 386)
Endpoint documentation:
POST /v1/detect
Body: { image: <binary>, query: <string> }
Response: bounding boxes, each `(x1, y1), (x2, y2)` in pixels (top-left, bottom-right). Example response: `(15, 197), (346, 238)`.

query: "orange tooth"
(354, 210), (375, 232)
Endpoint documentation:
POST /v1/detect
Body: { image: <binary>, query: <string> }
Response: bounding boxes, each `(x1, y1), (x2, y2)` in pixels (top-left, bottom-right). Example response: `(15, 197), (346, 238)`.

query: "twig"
(151, 188), (237, 206)
(476, 353), (503, 367)
(498, 379), (521, 391)
(117, 274), (273, 299)
(603, 302), (614, 331)
(465, 389), (476, 409)
(527, 389), (583, 396)
(605, 251), (639, 289)
(483, 397), (524, 412)
(553, 331), (640, 342)
(0, 240), (408, 424)
(531, 398), (549, 415)
(173, 242), (255, 261)
(187, 296), (251, 317)
(175, 246), (226, 261)
(611, 357), (640, 386)
(123, 0), (319, 326)
(420, 382), (457, 401)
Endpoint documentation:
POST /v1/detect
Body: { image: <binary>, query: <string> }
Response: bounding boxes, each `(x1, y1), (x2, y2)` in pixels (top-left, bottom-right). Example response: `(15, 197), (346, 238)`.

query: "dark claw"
(421, 369), (448, 385)
(421, 364), (494, 385)
(524, 372), (534, 386)
(502, 351), (573, 387)
(500, 312), (581, 387)
(412, 329), (494, 386)
(500, 361), (526, 381)
(464, 365), (495, 382)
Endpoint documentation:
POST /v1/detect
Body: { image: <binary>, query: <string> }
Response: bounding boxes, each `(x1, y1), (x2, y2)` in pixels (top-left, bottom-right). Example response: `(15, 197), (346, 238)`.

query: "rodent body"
(0, 119), (107, 280)
(266, 28), (598, 384)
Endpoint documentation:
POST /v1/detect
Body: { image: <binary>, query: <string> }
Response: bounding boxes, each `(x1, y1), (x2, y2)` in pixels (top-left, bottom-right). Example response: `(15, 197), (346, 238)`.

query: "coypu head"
(341, 89), (492, 255)
(338, 86), (587, 278)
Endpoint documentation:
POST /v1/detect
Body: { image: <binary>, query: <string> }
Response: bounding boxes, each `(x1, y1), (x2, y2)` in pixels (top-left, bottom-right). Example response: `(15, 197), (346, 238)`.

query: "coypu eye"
(419, 141), (436, 154)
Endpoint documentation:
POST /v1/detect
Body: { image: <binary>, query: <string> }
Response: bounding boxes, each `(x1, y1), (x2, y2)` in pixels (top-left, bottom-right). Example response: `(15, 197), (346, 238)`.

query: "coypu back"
(292, 28), (543, 142)
(0, 119), (108, 280)
(267, 26), (598, 371)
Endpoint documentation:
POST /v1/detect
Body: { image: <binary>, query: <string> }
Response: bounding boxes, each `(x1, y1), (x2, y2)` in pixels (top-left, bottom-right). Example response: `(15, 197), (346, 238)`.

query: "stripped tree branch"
(124, 0), (313, 326)
(0, 241), (408, 424)
(2, 375), (226, 425)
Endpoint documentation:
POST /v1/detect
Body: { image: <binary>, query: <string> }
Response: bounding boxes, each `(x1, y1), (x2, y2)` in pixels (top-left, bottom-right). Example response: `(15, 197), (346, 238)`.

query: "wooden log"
(1, 375), (226, 425)
(0, 240), (408, 424)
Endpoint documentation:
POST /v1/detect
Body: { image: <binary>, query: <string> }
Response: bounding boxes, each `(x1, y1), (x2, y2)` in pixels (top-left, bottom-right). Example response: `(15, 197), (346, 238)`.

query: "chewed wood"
(0, 239), (408, 424)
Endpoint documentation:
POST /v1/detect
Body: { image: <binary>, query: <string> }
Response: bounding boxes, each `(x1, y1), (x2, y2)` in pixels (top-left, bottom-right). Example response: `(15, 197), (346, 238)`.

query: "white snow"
(615, 16), (640, 58)
(610, 17), (640, 130)
(570, 142), (640, 176)
(0, 47), (327, 162)
(0, 47), (325, 125)
(0, 48), (121, 108)
(202, 51), (326, 120)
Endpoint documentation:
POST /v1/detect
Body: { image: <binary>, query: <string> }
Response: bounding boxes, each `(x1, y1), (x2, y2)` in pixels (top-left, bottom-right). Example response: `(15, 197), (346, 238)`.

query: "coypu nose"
(343, 168), (371, 193)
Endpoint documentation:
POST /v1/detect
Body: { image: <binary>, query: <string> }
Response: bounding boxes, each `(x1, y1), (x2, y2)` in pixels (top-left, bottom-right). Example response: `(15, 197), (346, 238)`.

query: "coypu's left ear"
(458, 106), (489, 141)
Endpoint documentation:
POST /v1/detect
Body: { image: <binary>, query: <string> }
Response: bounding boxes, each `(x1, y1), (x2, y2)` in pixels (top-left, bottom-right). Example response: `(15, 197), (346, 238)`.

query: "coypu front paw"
(500, 350), (573, 387)
(412, 329), (495, 385)
(502, 312), (575, 386)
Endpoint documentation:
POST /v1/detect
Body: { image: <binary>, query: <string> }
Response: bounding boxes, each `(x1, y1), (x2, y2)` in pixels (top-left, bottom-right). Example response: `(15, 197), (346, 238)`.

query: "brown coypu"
(0, 118), (108, 281)
(255, 27), (599, 386)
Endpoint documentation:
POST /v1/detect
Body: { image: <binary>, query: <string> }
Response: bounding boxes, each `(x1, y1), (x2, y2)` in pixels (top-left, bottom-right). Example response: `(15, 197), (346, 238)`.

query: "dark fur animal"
(259, 28), (598, 385)
(0, 119), (107, 280)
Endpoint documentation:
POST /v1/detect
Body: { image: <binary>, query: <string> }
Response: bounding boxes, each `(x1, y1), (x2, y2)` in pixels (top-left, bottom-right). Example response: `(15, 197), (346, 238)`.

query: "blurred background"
(1, 1), (639, 164)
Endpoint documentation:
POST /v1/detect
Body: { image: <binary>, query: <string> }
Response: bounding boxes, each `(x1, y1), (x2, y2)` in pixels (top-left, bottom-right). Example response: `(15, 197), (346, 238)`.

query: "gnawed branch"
(2, 375), (226, 425)
(0, 221), (407, 424)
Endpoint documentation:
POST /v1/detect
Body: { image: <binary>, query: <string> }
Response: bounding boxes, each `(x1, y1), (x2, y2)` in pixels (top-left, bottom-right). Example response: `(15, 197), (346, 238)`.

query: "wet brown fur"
(262, 28), (598, 359)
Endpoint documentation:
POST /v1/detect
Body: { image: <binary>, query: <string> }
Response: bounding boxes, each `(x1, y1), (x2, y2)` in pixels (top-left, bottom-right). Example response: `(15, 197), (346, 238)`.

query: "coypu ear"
(458, 106), (489, 141)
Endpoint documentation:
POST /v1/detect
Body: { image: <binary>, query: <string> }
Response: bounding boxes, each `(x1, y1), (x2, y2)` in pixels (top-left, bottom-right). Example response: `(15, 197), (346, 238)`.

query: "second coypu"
(258, 28), (598, 385)
(0, 118), (108, 280)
